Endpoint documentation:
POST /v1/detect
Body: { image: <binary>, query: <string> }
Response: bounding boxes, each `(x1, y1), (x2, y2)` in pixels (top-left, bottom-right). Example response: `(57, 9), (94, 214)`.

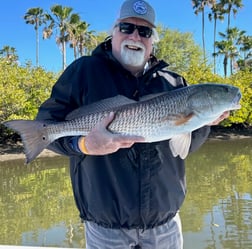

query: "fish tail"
(4, 120), (52, 164)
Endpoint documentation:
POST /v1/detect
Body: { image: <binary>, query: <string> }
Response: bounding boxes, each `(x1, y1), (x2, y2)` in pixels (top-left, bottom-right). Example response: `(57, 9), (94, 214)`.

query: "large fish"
(4, 83), (241, 163)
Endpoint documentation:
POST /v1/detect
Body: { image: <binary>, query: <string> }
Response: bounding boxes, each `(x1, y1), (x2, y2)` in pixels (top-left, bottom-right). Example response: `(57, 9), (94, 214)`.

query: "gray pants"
(84, 213), (183, 249)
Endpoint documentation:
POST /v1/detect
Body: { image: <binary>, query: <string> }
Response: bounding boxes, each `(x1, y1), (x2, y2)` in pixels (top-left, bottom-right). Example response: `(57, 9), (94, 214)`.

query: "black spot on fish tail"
(3, 120), (52, 164)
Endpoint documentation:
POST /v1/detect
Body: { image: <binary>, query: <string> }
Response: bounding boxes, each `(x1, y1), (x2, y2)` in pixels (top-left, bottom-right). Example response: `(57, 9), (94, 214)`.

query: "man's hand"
(208, 111), (230, 126)
(79, 112), (145, 155)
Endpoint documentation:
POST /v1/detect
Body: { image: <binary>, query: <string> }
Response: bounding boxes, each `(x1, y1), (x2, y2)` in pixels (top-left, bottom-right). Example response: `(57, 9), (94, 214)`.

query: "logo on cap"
(133, 1), (147, 15)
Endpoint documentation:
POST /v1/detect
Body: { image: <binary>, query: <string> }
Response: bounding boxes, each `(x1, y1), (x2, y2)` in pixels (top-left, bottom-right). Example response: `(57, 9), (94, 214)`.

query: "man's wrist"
(78, 136), (89, 154)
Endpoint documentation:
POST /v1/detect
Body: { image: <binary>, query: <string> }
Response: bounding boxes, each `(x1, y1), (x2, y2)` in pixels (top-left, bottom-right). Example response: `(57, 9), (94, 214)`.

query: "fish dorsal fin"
(169, 133), (192, 159)
(139, 92), (167, 102)
(66, 95), (136, 120)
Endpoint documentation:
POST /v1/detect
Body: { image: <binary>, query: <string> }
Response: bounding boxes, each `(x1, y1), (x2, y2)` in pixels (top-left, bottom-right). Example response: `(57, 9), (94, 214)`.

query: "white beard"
(120, 40), (146, 67)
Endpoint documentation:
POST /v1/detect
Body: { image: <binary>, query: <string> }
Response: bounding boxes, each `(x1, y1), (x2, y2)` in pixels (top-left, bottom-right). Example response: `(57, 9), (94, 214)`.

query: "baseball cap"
(118, 0), (156, 27)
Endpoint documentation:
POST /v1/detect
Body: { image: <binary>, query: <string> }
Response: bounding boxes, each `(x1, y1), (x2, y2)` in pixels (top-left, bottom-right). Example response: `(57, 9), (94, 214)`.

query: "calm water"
(0, 138), (252, 249)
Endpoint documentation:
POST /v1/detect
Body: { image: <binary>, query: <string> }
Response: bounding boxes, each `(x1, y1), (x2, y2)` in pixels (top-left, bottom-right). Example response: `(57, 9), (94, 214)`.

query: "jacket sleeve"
(189, 126), (211, 153)
(35, 60), (85, 157)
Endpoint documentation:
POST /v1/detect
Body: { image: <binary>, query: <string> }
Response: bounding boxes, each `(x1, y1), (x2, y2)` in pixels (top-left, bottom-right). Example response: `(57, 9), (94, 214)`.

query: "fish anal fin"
(169, 133), (192, 159)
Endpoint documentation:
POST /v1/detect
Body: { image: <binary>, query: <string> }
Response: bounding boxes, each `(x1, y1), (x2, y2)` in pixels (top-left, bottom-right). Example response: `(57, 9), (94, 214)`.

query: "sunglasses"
(116, 22), (153, 38)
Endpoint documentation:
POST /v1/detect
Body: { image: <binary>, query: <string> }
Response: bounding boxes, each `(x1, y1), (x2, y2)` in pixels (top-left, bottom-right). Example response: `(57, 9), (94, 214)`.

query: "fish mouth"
(232, 91), (242, 109)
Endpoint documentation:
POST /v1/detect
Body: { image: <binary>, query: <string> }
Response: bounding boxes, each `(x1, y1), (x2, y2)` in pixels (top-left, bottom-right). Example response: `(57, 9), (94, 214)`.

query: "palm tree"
(237, 35), (252, 60)
(192, 0), (216, 61)
(68, 21), (84, 59)
(208, 2), (225, 73)
(236, 35), (252, 71)
(214, 27), (245, 76)
(214, 40), (235, 77)
(0, 45), (18, 63)
(24, 7), (46, 67)
(43, 5), (81, 70)
(69, 21), (96, 59)
(221, 27), (246, 74)
(219, 0), (243, 30)
(77, 26), (97, 57)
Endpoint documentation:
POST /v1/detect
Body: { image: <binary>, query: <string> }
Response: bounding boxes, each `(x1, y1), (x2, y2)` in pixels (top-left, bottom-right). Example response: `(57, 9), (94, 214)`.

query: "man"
(36, 0), (228, 248)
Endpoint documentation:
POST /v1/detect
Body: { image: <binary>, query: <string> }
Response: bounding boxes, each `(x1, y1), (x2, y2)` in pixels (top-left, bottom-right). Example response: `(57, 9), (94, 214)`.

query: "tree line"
(1, 54), (251, 140)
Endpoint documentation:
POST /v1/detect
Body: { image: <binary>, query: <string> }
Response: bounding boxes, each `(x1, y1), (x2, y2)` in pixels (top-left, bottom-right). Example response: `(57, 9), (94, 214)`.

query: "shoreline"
(1, 129), (251, 162)
(0, 148), (59, 162)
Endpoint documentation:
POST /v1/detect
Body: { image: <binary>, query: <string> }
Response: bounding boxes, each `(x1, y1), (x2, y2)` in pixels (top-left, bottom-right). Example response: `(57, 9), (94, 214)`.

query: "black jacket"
(36, 38), (210, 229)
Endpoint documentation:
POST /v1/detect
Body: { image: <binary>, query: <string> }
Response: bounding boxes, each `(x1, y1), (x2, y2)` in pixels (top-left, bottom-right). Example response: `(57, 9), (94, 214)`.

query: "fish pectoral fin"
(174, 112), (195, 126)
(169, 133), (192, 159)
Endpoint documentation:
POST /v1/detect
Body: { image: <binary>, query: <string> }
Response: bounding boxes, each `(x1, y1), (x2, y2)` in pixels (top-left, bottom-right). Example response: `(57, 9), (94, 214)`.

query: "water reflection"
(181, 138), (252, 249)
(0, 138), (251, 249)
(0, 156), (85, 248)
